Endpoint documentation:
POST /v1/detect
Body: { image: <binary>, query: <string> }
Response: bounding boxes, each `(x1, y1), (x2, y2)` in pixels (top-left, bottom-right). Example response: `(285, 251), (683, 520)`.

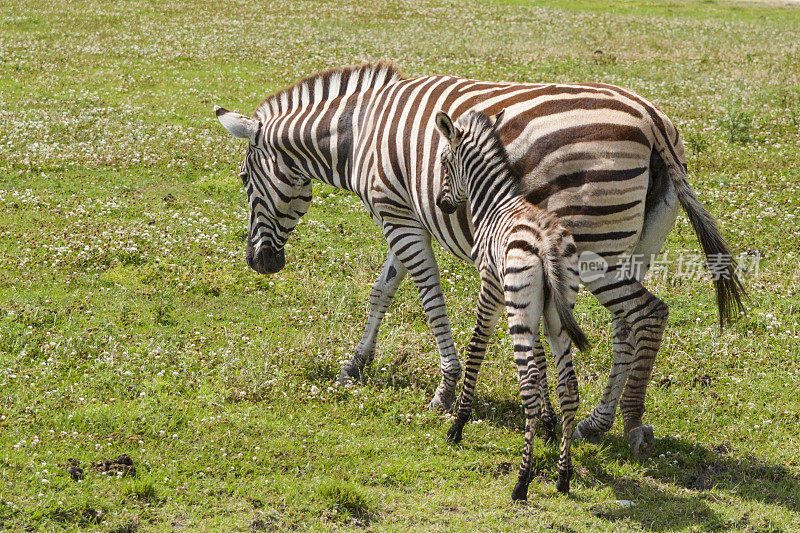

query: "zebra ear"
(489, 109), (505, 128)
(435, 111), (461, 146)
(215, 105), (260, 143)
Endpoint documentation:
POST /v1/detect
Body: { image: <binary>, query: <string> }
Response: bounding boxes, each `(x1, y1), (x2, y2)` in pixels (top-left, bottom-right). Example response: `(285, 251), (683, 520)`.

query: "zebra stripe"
(215, 63), (744, 460)
(436, 109), (589, 498)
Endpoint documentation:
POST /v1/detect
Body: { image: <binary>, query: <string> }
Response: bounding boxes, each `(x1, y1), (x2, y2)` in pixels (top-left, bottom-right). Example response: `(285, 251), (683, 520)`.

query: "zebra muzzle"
(436, 190), (459, 214)
(248, 246), (286, 275)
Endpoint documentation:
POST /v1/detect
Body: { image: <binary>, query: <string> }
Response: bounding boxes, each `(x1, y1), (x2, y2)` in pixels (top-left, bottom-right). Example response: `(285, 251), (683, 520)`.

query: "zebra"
(214, 63), (744, 460)
(435, 109), (590, 497)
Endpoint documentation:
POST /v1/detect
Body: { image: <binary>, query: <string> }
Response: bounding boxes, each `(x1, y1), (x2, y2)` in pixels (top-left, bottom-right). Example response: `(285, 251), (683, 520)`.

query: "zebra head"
(215, 106), (312, 275)
(434, 110), (505, 214)
(434, 111), (467, 215)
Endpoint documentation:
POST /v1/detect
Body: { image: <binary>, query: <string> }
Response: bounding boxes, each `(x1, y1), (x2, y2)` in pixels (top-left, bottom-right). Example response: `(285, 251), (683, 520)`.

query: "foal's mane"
(458, 110), (522, 185)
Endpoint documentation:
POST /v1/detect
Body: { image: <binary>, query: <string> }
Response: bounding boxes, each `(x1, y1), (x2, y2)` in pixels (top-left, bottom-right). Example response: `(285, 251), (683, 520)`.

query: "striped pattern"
(436, 110), (589, 497)
(215, 64), (744, 460)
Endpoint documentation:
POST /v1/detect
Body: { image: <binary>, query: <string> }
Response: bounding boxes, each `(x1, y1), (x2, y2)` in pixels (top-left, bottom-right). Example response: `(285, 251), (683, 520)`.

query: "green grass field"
(2, 0), (800, 530)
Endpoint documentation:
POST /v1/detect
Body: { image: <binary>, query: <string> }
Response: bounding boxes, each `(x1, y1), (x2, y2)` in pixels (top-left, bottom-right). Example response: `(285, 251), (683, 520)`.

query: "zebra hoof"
(337, 347), (374, 385)
(511, 476), (530, 501)
(337, 366), (360, 385)
(446, 419), (465, 444)
(626, 424), (655, 461)
(556, 467), (572, 494)
(572, 419), (603, 444)
(428, 391), (455, 412)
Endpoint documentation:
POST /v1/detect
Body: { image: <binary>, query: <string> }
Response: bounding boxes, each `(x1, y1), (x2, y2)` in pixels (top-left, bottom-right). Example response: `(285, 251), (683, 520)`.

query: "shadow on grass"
(575, 434), (800, 531)
(317, 352), (799, 528)
(410, 378), (799, 530)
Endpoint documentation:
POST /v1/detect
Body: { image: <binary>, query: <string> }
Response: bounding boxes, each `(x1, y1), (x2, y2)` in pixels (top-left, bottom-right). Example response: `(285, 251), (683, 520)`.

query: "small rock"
(616, 499), (635, 507)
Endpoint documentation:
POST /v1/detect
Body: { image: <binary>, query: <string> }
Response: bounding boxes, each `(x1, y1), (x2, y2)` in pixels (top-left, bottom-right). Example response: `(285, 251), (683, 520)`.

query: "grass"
(1, 0), (799, 530)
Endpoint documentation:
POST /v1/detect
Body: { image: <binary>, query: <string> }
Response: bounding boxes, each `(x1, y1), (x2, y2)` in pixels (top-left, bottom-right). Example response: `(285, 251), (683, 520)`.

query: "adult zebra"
(215, 63), (744, 459)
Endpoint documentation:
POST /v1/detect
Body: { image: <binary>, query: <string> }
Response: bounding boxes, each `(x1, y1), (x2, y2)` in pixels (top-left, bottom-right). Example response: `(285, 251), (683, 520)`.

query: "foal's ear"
(215, 105), (260, 144)
(488, 109), (505, 128)
(435, 111), (461, 146)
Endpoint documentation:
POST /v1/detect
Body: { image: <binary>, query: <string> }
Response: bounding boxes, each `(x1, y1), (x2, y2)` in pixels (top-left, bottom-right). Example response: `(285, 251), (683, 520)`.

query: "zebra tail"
(652, 129), (747, 327)
(542, 249), (591, 352)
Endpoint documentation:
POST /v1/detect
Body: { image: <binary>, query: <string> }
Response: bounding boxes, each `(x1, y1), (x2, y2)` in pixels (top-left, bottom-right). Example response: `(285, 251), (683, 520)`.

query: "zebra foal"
(435, 109), (590, 498)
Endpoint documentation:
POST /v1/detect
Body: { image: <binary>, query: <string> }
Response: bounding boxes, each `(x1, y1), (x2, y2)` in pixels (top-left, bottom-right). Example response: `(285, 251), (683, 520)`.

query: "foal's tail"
(541, 230), (592, 352)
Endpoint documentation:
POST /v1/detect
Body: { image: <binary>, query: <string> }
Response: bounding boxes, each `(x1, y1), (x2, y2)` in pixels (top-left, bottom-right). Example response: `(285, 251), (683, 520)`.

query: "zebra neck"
(468, 171), (518, 230)
(265, 95), (367, 192)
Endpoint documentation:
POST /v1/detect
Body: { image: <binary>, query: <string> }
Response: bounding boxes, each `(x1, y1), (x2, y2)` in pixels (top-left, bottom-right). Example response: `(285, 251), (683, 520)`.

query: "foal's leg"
(511, 331), (546, 501)
(542, 301), (579, 493)
(446, 276), (504, 443)
(503, 262), (547, 501)
(533, 336), (558, 444)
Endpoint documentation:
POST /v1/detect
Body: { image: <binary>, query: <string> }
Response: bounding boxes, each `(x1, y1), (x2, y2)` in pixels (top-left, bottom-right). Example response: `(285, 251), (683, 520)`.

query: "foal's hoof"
(556, 467), (573, 494)
(511, 476), (530, 501)
(572, 419), (603, 444)
(446, 419), (465, 444)
(626, 424), (655, 461)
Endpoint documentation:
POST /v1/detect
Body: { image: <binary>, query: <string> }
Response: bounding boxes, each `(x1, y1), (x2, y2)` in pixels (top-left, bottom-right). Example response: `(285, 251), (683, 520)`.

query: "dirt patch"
(250, 514), (281, 532)
(476, 461), (514, 478)
(712, 442), (734, 455)
(495, 462), (514, 477)
(91, 453), (136, 477)
(693, 374), (713, 388)
(63, 458), (84, 481)
(108, 518), (139, 533)
(689, 463), (718, 491)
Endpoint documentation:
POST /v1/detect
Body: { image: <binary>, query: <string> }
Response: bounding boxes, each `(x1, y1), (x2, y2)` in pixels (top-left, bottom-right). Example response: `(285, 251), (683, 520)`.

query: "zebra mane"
(254, 62), (403, 122)
(458, 110), (521, 184)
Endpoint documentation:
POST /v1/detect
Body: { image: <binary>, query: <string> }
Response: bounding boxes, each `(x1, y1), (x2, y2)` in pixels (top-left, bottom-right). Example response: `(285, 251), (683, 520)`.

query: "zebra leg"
(580, 275), (668, 461)
(572, 316), (632, 443)
(447, 278), (504, 443)
(542, 302), (579, 494)
(618, 191), (677, 460)
(338, 251), (407, 383)
(512, 353), (543, 502)
(534, 336), (559, 444)
(503, 266), (546, 501)
(381, 223), (461, 410)
(574, 194), (678, 447)
(619, 296), (668, 462)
